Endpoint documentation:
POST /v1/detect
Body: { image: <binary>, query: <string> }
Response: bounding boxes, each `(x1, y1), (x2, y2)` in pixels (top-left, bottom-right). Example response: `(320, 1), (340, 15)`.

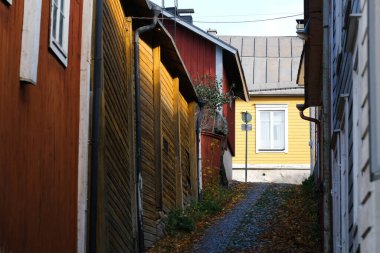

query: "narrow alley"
(148, 180), (321, 252)
(2, 0), (380, 252)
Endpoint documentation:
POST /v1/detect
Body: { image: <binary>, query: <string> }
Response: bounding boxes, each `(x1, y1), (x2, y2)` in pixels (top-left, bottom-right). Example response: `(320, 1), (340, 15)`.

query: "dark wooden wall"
(180, 95), (192, 206)
(102, 1), (136, 252)
(139, 39), (197, 247)
(0, 0), (83, 252)
(160, 62), (177, 213)
(139, 39), (159, 247)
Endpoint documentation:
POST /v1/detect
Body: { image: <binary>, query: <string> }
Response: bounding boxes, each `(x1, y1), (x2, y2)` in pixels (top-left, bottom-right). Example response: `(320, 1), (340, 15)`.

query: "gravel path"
(191, 183), (269, 253)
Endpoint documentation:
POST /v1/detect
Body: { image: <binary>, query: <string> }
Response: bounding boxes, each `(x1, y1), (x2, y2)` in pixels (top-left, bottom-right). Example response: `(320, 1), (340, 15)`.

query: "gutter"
(89, 0), (103, 251)
(134, 8), (159, 252)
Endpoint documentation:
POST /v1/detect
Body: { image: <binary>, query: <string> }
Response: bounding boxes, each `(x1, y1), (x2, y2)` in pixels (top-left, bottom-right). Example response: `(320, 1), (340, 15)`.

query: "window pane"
(52, 4), (58, 39)
(60, 0), (64, 10)
(59, 12), (64, 46)
(259, 111), (271, 149)
(272, 111), (285, 149)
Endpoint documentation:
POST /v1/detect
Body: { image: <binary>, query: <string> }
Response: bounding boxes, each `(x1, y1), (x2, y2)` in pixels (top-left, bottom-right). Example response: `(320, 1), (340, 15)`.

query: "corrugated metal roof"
(218, 36), (305, 96)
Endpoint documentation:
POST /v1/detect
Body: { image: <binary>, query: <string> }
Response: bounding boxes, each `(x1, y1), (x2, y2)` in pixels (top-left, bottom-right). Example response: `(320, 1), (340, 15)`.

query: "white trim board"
(77, 0), (93, 250)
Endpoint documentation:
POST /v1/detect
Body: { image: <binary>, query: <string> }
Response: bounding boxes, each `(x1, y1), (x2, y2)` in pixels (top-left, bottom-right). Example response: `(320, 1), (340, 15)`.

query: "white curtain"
(272, 111), (285, 150)
(259, 111), (271, 149)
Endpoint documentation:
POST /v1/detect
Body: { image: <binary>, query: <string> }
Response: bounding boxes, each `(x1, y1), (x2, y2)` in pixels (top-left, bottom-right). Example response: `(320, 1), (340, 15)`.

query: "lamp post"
(241, 111), (252, 182)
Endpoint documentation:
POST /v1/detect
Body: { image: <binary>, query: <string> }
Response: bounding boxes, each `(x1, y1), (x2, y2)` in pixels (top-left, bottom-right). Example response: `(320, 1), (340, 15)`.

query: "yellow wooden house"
(219, 36), (311, 184)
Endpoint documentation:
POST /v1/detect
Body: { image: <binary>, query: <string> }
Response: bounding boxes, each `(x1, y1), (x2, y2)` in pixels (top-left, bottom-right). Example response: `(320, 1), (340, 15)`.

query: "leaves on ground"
(146, 182), (252, 253)
(227, 178), (322, 252)
(147, 178), (321, 252)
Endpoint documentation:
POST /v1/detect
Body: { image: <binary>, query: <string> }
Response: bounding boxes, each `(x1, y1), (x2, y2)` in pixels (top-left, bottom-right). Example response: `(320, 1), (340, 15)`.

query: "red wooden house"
(0, 0), (92, 252)
(159, 8), (249, 186)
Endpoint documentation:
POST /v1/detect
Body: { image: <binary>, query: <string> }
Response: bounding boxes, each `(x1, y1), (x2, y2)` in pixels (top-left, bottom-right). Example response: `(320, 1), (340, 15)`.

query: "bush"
(166, 208), (196, 235)
(164, 184), (233, 235)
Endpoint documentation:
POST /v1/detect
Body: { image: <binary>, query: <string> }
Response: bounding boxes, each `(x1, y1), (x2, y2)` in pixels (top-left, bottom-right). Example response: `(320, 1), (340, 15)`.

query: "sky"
(150, 0), (304, 36)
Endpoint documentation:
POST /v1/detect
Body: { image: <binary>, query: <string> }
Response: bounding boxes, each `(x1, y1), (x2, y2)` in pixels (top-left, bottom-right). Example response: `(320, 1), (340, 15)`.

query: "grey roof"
(218, 36), (304, 96)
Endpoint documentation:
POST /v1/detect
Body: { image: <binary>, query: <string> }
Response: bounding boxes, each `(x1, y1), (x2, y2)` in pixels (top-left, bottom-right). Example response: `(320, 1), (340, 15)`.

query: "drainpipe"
(89, 0), (103, 251)
(296, 104), (321, 178)
(134, 9), (159, 252)
(196, 103), (204, 200)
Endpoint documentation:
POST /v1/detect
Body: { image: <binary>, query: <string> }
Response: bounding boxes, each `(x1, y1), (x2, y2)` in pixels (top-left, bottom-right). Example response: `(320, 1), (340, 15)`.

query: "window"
(4, 0), (12, 5)
(256, 104), (288, 152)
(49, 0), (70, 66)
(369, 0), (380, 180)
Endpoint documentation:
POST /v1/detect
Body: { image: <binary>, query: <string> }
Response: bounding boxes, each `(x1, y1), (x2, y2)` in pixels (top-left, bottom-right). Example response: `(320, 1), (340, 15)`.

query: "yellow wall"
(233, 96), (310, 166)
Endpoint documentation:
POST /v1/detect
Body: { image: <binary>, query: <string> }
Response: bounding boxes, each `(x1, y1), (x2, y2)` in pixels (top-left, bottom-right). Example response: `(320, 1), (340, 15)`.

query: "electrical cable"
(132, 13), (303, 23)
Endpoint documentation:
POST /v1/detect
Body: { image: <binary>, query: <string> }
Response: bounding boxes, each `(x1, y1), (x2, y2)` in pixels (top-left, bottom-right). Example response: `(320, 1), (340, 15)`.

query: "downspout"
(196, 103), (204, 200)
(89, 0), (103, 251)
(297, 104), (321, 178)
(297, 103), (325, 250)
(134, 10), (159, 252)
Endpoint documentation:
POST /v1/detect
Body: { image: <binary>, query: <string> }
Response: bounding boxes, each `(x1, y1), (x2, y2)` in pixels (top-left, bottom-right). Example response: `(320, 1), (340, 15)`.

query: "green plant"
(164, 184), (233, 235)
(166, 208), (196, 235)
(194, 76), (235, 135)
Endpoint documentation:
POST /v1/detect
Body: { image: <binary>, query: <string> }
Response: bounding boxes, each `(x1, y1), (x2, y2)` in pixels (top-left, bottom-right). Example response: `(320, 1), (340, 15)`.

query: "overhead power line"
(196, 12), (302, 18)
(132, 13), (303, 24)
(193, 13), (303, 24)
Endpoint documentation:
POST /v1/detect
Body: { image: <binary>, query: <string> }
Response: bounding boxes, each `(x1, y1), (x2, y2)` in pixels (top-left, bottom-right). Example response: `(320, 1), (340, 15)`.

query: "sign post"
(241, 111), (252, 182)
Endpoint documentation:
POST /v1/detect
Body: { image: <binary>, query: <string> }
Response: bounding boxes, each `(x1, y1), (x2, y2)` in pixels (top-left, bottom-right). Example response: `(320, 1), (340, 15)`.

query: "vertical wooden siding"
(162, 20), (216, 81)
(180, 95), (192, 205)
(139, 39), (158, 247)
(103, 0), (134, 251)
(160, 62), (176, 212)
(0, 0), (82, 252)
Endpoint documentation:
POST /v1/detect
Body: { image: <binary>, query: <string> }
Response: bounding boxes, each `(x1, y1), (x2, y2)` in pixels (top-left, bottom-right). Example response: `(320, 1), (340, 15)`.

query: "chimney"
(207, 28), (218, 36)
(164, 7), (195, 24)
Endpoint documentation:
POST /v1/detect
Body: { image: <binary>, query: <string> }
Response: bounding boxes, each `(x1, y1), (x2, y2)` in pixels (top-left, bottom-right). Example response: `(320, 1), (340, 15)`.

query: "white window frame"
(369, 0), (380, 180)
(49, 0), (70, 67)
(255, 104), (288, 153)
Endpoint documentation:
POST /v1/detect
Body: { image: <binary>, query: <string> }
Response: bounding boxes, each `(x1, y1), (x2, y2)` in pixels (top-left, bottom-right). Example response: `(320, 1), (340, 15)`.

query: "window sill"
(49, 41), (68, 67)
(256, 150), (288, 154)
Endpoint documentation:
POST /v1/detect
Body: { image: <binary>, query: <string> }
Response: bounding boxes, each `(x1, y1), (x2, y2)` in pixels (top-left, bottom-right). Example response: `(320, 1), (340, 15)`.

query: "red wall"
(163, 20), (236, 155)
(163, 20), (216, 81)
(223, 68), (235, 156)
(0, 1), (82, 252)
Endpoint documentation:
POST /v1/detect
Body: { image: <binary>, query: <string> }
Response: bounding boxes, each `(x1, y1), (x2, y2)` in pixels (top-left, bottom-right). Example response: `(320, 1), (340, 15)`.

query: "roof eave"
(302, 0), (323, 107)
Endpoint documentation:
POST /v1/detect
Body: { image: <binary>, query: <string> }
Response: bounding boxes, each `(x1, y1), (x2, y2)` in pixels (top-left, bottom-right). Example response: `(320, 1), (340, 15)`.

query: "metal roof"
(218, 36), (305, 96)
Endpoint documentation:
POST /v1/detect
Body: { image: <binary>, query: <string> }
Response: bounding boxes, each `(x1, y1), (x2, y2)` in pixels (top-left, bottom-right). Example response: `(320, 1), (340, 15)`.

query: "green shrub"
(166, 208), (196, 235)
(164, 184), (233, 235)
